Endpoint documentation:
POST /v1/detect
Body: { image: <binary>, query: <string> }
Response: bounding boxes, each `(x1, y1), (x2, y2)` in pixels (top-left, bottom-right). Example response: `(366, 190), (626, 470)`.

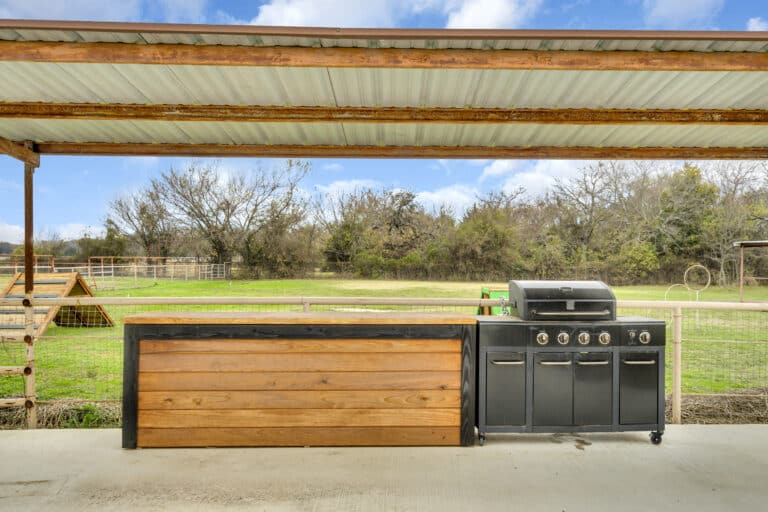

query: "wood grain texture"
(139, 338), (461, 354)
(139, 352), (461, 372)
(124, 321), (470, 448)
(138, 408), (460, 428)
(138, 390), (461, 410)
(125, 312), (477, 325)
(0, 136), (38, 166)
(138, 371), (461, 391)
(2, 41), (767, 71)
(137, 427), (460, 447)
(37, 142), (768, 160)
(6, 102), (768, 125)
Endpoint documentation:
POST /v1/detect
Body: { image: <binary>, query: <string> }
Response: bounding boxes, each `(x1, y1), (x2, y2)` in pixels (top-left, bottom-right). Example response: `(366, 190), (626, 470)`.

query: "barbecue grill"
(477, 280), (665, 445)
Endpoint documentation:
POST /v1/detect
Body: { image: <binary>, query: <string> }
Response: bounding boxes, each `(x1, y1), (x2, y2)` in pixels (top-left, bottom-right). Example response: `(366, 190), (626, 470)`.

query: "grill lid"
(508, 280), (616, 320)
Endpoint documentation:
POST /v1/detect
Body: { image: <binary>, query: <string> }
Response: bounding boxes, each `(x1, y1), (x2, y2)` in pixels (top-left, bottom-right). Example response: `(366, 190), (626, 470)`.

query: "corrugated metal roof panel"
(1, 27), (767, 52)
(1, 63), (767, 110)
(1, 119), (766, 148)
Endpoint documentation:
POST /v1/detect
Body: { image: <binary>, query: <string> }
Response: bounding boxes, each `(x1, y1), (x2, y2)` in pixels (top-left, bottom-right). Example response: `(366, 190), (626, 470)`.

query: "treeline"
(318, 161), (768, 284)
(33, 160), (768, 285)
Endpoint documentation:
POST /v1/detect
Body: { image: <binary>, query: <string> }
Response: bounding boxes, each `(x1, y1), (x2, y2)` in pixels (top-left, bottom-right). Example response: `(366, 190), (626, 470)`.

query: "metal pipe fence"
(0, 263), (231, 290)
(1, 296), (766, 426)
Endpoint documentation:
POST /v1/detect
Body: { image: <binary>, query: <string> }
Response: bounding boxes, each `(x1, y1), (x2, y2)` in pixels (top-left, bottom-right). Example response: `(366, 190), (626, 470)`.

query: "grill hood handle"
(531, 309), (611, 318)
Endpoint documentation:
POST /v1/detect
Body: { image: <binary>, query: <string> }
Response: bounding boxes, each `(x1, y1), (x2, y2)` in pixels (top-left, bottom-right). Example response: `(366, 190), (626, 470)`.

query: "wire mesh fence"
(1, 297), (767, 426)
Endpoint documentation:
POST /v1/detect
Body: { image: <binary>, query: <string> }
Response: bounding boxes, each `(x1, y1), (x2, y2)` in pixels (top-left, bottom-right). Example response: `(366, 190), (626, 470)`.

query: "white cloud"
(747, 17), (768, 31)
(0, 177), (21, 192)
(130, 157), (160, 169)
(478, 160), (523, 182)
(0, 222), (23, 244)
(0, 222), (99, 243)
(251, 0), (404, 27)
(501, 159), (585, 198)
(642, 0), (723, 29)
(321, 163), (344, 172)
(247, 0), (542, 29)
(153, 0), (208, 24)
(53, 223), (103, 240)
(445, 0), (542, 29)
(316, 179), (381, 196)
(416, 184), (477, 217)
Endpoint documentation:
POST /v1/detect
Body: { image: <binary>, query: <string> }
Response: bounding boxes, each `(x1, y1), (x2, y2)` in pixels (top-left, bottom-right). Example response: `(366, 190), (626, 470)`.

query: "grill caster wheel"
(650, 432), (663, 445)
(479, 434), (486, 446)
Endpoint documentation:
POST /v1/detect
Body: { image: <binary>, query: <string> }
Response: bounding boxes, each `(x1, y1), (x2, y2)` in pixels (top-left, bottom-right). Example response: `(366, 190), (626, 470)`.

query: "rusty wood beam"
(1, 41), (768, 71)
(2, 102), (768, 125)
(24, 159), (34, 295)
(35, 142), (768, 160)
(0, 136), (39, 166)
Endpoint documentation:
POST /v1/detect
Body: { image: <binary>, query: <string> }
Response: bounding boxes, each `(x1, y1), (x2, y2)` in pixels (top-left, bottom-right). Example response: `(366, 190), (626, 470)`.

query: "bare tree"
(109, 187), (175, 258)
(154, 160), (309, 263)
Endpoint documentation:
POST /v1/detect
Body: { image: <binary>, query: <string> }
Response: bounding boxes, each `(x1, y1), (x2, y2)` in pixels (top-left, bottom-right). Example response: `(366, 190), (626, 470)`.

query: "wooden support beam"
(0, 398), (27, 409)
(24, 159), (37, 429)
(2, 102), (767, 125)
(0, 136), (39, 166)
(1, 41), (767, 71)
(35, 142), (768, 160)
(0, 366), (29, 376)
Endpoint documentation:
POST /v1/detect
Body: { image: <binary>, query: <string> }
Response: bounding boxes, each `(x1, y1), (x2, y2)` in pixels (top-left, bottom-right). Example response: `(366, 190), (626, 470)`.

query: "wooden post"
(739, 244), (745, 302)
(24, 159), (37, 429)
(672, 306), (683, 424)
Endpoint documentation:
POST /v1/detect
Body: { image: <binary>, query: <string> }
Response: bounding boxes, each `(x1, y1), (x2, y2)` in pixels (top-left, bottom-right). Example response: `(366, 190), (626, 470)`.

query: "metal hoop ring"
(684, 264), (711, 292)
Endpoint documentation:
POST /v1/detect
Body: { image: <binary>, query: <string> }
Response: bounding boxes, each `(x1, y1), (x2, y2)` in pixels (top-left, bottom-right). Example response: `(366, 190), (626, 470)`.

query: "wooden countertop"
(123, 311), (477, 325)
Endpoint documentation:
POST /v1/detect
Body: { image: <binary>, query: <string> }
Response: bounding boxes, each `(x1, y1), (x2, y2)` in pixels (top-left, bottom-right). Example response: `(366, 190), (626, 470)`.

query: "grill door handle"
(623, 360), (656, 366)
(491, 360), (525, 366)
(576, 360), (610, 366)
(539, 361), (572, 366)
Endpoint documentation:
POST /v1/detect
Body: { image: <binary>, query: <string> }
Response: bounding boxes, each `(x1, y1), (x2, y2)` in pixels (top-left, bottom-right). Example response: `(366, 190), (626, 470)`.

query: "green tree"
(653, 164), (718, 273)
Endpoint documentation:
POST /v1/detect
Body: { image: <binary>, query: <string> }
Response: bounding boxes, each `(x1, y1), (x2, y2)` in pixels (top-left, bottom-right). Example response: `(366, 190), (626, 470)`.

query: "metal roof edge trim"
(0, 19), (767, 41)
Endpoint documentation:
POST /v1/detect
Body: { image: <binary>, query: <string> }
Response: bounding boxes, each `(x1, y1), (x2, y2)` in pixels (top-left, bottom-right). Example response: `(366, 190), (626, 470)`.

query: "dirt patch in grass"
(666, 390), (768, 424)
(0, 399), (120, 429)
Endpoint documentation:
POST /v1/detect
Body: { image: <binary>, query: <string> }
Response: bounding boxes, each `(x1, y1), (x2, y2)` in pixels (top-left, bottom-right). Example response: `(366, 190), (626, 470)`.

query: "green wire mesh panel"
(479, 287), (509, 315)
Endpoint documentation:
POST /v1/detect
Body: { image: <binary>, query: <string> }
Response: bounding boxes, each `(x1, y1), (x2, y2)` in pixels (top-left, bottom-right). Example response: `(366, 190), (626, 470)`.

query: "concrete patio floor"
(1, 425), (767, 511)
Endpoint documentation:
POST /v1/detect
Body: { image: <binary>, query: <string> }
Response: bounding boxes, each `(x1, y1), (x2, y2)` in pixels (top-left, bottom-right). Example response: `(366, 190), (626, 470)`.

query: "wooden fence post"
(672, 306), (683, 424)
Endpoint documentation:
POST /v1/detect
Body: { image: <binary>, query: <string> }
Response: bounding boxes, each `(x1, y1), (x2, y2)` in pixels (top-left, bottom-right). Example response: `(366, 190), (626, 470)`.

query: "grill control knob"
(536, 332), (549, 345)
(598, 331), (611, 345)
(557, 332), (570, 345)
(577, 332), (591, 345)
(639, 331), (652, 344)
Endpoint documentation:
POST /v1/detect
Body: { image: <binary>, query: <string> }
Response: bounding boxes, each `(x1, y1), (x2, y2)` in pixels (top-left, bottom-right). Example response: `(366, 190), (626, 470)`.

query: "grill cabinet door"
(619, 353), (659, 425)
(574, 352), (612, 426)
(486, 352), (526, 426)
(533, 353), (573, 426)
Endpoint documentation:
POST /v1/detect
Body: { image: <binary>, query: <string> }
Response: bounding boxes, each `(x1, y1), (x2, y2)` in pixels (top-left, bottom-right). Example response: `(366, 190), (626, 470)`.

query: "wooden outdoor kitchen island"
(122, 312), (476, 448)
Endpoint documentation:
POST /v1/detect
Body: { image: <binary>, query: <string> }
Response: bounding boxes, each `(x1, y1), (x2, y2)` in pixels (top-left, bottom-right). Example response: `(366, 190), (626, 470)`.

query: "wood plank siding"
(125, 314), (476, 448)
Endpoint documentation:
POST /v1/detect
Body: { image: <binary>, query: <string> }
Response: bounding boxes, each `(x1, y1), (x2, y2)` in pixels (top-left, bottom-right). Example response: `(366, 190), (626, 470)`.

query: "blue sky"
(0, 0), (766, 242)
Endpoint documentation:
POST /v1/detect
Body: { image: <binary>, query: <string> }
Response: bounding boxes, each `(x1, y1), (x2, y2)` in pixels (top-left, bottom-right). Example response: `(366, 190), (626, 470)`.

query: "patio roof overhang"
(0, 20), (766, 163)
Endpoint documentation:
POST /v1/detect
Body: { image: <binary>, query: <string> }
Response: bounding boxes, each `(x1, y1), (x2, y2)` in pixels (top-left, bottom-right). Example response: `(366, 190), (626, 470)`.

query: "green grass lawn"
(96, 278), (768, 302)
(1, 278), (766, 401)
